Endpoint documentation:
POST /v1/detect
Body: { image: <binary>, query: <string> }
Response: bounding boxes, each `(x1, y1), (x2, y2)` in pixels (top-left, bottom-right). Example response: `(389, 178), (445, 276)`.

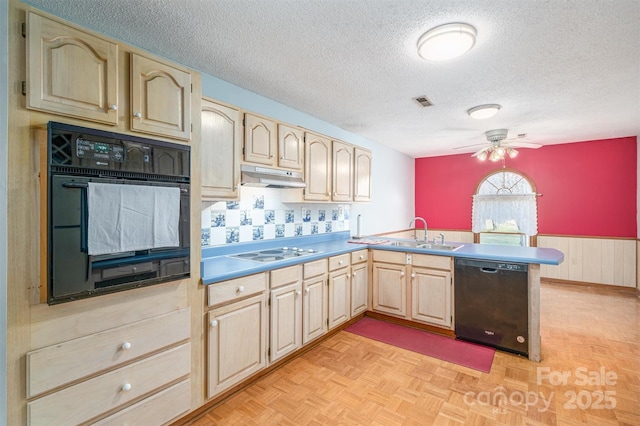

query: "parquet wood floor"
(184, 282), (640, 425)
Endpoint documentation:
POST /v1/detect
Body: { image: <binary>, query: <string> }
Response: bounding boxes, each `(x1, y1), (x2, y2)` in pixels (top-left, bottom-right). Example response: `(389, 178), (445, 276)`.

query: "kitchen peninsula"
(201, 230), (564, 374)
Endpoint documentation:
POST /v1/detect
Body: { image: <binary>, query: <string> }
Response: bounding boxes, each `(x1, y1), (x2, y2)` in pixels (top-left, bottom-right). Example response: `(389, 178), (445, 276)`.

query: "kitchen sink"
(389, 240), (462, 251)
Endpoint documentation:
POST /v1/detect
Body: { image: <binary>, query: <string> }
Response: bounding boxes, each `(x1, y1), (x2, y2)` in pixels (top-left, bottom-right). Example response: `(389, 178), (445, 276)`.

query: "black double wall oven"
(46, 122), (191, 304)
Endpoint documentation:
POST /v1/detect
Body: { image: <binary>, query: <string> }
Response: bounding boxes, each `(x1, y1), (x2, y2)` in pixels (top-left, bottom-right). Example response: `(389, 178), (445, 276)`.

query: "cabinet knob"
(296, 290), (301, 296)
(352, 272), (356, 277)
(210, 319), (218, 327)
(237, 285), (245, 292)
(305, 288), (310, 294)
(134, 112), (142, 118)
(359, 255), (364, 260)
(121, 383), (132, 392)
(338, 260), (343, 265)
(400, 272), (405, 277)
(270, 154), (275, 158)
(280, 156), (284, 160)
(121, 341), (132, 350)
(109, 104), (118, 111)
(411, 273), (416, 278)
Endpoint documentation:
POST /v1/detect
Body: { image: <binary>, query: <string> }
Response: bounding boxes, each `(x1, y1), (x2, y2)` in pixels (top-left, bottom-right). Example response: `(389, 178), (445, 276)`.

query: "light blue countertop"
(201, 231), (564, 285)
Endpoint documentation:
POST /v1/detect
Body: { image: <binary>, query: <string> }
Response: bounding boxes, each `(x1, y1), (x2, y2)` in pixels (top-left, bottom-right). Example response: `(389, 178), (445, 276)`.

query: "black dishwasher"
(454, 258), (529, 356)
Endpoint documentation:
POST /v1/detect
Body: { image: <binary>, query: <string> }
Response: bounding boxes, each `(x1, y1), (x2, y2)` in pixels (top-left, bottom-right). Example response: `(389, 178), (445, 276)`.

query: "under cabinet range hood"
(241, 164), (306, 188)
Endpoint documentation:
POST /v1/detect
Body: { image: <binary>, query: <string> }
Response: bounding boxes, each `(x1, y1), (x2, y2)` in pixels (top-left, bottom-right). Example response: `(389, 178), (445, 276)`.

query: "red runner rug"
(344, 317), (495, 373)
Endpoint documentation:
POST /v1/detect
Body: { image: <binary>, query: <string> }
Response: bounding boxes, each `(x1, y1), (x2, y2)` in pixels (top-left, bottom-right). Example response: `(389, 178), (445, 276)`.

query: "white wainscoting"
(538, 236), (636, 288)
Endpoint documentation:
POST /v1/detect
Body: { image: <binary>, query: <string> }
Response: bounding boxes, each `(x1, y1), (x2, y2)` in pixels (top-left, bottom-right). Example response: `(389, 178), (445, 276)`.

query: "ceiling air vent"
(413, 95), (433, 107)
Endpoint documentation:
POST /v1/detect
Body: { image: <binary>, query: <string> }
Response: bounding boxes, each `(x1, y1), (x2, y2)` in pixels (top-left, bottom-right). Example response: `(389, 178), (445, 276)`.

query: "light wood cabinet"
(372, 261), (407, 317)
(244, 113), (277, 165)
(269, 266), (302, 363)
(410, 267), (452, 328)
(372, 250), (453, 329)
(328, 254), (351, 329)
(207, 293), (267, 398)
(302, 258), (328, 344)
(353, 147), (372, 202)
(25, 298), (191, 426)
(130, 53), (192, 140)
(350, 250), (369, 316)
(201, 99), (242, 200)
(26, 12), (119, 125)
(332, 141), (353, 202)
(303, 132), (332, 201)
(277, 124), (304, 170)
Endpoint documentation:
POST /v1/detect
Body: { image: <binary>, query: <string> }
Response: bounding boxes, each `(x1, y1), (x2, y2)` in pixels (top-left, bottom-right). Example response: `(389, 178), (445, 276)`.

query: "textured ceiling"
(24, 0), (640, 158)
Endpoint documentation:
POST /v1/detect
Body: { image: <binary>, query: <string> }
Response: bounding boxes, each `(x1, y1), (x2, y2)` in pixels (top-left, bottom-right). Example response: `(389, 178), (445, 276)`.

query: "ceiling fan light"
(467, 104), (501, 119)
(478, 150), (488, 161)
(507, 148), (518, 158)
(417, 23), (477, 61)
(489, 150), (500, 161)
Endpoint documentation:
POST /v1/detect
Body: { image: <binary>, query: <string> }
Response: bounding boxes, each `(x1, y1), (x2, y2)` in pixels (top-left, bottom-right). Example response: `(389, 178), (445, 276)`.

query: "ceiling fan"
(456, 129), (542, 161)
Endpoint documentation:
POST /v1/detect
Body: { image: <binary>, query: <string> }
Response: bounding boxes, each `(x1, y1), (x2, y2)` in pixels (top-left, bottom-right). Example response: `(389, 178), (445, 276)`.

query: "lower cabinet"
(350, 250), (369, 316)
(302, 259), (328, 345)
(26, 307), (191, 426)
(269, 266), (302, 363)
(328, 254), (351, 329)
(206, 274), (268, 399)
(372, 250), (453, 329)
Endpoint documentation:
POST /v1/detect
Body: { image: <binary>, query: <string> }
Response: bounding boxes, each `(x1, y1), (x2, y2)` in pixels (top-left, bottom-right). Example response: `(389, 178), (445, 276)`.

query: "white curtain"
(471, 193), (538, 235)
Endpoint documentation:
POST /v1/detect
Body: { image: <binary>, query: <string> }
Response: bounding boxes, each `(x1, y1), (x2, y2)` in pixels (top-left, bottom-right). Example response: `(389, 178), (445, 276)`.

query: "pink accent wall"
(415, 137), (637, 238)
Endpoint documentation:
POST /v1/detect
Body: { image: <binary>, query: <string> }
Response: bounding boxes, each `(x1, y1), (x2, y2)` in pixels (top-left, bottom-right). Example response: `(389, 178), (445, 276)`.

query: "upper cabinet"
(26, 12), (195, 142)
(243, 115), (304, 171)
(353, 147), (372, 202)
(243, 113), (277, 165)
(303, 132), (332, 201)
(26, 12), (119, 125)
(201, 99), (242, 201)
(130, 53), (192, 141)
(277, 124), (304, 170)
(332, 140), (353, 202)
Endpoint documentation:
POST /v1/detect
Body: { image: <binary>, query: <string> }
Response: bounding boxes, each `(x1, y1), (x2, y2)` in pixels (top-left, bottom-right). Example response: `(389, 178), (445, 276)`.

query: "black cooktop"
(230, 247), (322, 263)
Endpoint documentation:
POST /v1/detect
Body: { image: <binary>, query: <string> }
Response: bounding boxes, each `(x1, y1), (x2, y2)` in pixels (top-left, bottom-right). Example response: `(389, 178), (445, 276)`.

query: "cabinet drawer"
(303, 258), (328, 279)
(372, 250), (406, 264)
(92, 379), (190, 426)
(329, 254), (350, 271)
(412, 254), (452, 271)
(351, 250), (368, 264)
(27, 343), (190, 426)
(26, 308), (190, 398)
(270, 265), (301, 289)
(207, 273), (267, 307)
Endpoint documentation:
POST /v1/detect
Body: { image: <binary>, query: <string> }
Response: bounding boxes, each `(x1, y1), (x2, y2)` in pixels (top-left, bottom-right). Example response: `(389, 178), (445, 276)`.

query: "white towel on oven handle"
(87, 182), (181, 255)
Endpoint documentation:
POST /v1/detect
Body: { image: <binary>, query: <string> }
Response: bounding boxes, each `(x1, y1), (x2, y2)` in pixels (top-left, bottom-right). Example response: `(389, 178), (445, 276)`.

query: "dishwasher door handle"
(480, 267), (498, 274)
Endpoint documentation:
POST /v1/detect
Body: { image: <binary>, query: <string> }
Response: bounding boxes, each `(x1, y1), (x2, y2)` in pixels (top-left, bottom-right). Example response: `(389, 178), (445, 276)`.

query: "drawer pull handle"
(121, 342), (132, 350)
(359, 255), (364, 260)
(210, 319), (218, 327)
(237, 285), (245, 293)
(121, 383), (132, 392)
(338, 260), (343, 265)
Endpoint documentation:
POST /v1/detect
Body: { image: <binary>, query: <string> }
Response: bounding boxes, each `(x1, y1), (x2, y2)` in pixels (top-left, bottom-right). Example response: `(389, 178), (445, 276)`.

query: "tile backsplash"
(202, 186), (350, 246)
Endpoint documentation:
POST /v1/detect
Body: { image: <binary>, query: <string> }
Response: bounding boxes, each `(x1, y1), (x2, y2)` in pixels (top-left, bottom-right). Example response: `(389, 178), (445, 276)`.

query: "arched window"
(472, 169), (538, 246)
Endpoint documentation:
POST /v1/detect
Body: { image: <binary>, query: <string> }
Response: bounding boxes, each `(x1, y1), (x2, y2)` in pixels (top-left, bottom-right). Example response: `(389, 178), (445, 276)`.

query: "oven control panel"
(76, 138), (127, 163)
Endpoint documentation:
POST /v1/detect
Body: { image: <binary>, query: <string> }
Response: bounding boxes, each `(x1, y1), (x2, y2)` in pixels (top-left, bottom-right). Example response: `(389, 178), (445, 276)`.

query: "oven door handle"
(62, 182), (88, 189)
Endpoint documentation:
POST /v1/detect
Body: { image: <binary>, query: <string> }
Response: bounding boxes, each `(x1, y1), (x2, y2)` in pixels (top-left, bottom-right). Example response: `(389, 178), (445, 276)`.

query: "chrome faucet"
(437, 233), (445, 245)
(409, 217), (428, 242)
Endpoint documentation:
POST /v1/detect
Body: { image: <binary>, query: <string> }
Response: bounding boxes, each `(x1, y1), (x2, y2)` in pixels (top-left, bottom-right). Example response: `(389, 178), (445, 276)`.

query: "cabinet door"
(277, 124), (304, 170)
(269, 282), (302, 363)
(328, 268), (351, 329)
(351, 263), (368, 316)
(130, 53), (192, 140)
(372, 262), (406, 317)
(332, 141), (353, 201)
(304, 133), (332, 201)
(26, 12), (119, 125)
(201, 99), (241, 200)
(207, 294), (267, 398)
(244, 113), (277, 166)
(302, 276), (327, 344)
(411, 267), (452, 328)
(353, 147), (372, 202)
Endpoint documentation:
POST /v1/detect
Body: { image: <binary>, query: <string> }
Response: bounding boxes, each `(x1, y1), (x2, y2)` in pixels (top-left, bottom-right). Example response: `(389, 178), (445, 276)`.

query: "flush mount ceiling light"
(417, 23), (477, 61)
(467, 104), (501, 119)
